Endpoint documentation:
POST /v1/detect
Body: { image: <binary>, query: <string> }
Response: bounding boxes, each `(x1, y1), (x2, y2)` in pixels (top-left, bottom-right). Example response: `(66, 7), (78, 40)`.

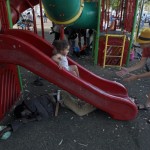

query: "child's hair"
(52, 40), (69, 53)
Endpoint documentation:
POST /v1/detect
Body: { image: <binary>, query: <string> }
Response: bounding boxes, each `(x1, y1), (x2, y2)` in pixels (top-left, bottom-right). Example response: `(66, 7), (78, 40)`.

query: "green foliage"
(144, 0), (150, 11)
(110, 0), (120, 10)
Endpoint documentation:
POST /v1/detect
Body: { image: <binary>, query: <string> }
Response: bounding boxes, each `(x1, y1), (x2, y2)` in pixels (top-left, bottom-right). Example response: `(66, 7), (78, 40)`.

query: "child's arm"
(51, 54), (64, 69)
(51, 54), (62, 65)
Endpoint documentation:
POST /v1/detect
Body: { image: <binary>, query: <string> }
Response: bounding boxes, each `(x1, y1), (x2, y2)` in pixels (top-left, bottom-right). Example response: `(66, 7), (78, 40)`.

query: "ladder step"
(106, 55), (122, 58)
(107, 45), (123, 47)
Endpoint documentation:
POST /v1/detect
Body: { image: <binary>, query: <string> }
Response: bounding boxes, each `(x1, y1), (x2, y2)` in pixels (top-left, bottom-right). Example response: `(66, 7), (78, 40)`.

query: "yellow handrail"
(103, 34), (126, 68)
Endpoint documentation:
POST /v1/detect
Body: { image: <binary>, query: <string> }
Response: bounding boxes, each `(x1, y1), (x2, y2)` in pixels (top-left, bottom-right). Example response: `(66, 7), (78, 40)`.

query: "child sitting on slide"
(52, 40), (79, 77)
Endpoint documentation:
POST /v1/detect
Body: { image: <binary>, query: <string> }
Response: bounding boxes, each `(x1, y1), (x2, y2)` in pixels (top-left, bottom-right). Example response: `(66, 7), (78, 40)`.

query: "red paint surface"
(0, 29), (137, 120)
(0, 0), (137, 120)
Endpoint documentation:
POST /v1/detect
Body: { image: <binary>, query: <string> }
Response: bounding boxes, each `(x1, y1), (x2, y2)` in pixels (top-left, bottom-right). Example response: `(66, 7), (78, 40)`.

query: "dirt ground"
(0, 18), (150, 150)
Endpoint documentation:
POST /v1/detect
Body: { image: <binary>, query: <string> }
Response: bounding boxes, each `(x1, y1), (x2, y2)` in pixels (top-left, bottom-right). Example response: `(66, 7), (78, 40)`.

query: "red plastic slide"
(0, 29), (137, 120)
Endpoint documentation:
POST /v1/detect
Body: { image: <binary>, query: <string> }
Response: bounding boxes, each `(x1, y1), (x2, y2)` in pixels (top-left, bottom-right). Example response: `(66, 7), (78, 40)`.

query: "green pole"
(137, 0), (144, 38)
(94, 0), (101, 65)
(126, 0), (139, 66)
(92, 31), (96, 57)
(6, 0), (13, 28)
(17, 67), (23, 91)
(6, 0), (23, 90)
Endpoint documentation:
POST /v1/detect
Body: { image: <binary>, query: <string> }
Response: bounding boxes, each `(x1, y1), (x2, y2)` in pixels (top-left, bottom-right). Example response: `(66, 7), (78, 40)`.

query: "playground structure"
(101, 34), (126, 68)
(97, 0), (137, 67)
(0, 0), (138, 121)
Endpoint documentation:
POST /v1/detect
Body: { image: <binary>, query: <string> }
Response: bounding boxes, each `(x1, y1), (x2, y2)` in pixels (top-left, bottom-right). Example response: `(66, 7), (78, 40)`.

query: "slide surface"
(0, 29), (137, 120)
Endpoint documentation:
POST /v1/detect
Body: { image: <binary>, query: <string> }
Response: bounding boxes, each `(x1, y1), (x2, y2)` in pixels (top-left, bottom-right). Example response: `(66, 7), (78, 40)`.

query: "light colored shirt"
(60, 56), (69, 70)
(27, 14), (33, 21)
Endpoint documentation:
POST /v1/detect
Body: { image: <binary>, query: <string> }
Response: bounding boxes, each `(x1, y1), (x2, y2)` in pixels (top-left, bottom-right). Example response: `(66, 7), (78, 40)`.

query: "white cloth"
(53, 25), (60, 33)
(112, 10), (116, 17)
(60, 56), (70, 71)
(27, 14), (33, 21)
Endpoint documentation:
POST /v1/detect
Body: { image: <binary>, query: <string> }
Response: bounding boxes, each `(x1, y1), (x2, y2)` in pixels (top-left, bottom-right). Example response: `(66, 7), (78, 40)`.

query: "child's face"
(61, 45), (70, 56)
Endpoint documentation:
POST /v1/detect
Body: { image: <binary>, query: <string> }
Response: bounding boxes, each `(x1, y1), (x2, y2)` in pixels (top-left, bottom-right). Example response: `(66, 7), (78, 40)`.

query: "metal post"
(6, 0), (13, 28)
(6, 0), (23, 90)
(0, 0), (9, 32)
(137, 0), (144, 38)
(26, 0), (38, 34)
(60, 25), (64, 40)
(32, 8), (38, 34)
(94, 0), (102, 65)
(39, 0), (45, 38)
(126, 0), (139, 66)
